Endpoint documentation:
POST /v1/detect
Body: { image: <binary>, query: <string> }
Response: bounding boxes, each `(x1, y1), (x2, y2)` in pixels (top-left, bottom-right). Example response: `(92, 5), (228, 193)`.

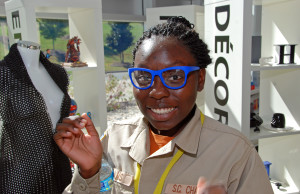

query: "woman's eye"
(169, 74), (183, 81)
(137, 75), (151, 83)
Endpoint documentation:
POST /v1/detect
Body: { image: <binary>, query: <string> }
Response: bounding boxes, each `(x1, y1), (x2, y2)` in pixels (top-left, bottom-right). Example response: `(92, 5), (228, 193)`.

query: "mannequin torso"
(1, 42), (72, 193)
(17, 41), (64, 130)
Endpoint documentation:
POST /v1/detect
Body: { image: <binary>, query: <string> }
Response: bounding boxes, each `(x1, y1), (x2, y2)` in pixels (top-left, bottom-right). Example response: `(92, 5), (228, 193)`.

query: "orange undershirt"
(149, 129), (175, 155)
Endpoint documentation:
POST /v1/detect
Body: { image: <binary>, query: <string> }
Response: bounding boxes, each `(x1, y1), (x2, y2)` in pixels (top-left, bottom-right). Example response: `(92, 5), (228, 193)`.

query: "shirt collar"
(120, 107), (204, 163)
(120, 117), (150, 164)
(174, 108), (203, 155)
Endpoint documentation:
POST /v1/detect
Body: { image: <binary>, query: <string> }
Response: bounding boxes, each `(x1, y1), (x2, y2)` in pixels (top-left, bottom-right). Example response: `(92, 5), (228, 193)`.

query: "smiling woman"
(54, 16), (273, 194)
(132, 35), (204, 134)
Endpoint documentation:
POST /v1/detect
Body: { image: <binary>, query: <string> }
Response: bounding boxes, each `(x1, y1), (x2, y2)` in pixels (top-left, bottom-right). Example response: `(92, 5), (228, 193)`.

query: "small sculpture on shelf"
(45, 49), (51, 59)
(63, 36), (87, 67)
(69, 98), (78, 116)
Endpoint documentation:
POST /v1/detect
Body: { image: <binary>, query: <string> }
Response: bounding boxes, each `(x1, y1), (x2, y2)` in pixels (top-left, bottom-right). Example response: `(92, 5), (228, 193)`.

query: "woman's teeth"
(151, 107), (175, 114)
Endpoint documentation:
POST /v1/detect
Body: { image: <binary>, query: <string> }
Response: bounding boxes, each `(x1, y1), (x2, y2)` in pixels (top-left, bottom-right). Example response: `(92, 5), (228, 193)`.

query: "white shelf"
(271, 181), (299, 194)
(250, 126), (300, 140)
(251, 63), (300, 71)
(64, 66), (97, 72)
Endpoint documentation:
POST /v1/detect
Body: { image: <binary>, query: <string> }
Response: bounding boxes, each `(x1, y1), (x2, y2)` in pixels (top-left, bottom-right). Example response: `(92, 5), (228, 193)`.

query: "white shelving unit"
(252, 0), (300, 192)
(204, 0), (300, 193)
(5, 0), (107, 133)
(250, 63), (300, 141)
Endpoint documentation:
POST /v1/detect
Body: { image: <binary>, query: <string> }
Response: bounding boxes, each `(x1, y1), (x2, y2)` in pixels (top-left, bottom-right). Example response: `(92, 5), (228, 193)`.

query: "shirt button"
(79, 183), (86, 191)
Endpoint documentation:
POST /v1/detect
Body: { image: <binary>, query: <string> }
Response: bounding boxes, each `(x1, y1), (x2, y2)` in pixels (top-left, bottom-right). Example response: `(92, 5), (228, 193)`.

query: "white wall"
(153, 0), (203, 7)
(145, 5), (204, 36)
(101, 0), (204, 21)
(259, 0), (300, 190)
(102, 0), (143, 15)
(260, 135), (300, 191)
(260, 0), (300, 63)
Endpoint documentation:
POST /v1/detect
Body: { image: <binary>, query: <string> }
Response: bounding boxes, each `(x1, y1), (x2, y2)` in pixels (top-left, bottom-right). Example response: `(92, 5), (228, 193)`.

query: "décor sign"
(204, 0), (252, 133)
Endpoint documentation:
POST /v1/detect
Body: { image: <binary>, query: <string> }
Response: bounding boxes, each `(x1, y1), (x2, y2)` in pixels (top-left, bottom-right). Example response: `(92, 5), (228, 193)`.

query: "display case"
(5, 0), (107, 133)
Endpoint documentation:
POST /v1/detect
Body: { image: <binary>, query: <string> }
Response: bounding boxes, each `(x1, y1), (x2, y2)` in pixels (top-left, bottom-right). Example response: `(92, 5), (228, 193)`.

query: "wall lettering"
(213, 4), (231, 125)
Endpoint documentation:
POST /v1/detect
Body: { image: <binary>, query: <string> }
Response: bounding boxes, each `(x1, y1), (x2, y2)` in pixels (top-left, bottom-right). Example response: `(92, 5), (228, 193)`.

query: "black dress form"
(0, 43), (72, 193)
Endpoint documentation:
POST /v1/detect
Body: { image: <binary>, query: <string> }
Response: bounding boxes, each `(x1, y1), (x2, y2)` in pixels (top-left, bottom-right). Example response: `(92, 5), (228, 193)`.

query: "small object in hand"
(87, 112), (92, 119)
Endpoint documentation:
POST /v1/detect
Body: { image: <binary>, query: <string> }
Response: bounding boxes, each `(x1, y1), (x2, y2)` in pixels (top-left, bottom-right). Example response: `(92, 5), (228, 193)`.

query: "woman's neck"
(150, 105), (197, 137)
(17, 41), (41, 69)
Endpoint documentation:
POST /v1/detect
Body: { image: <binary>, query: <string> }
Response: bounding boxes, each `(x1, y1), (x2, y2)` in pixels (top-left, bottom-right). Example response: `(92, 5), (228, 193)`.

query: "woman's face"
(133, 36), (205, 132)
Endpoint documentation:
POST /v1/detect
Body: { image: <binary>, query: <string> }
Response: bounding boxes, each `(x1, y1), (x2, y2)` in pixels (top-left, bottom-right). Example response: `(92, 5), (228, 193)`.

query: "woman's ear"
(197, 69), (206, 92)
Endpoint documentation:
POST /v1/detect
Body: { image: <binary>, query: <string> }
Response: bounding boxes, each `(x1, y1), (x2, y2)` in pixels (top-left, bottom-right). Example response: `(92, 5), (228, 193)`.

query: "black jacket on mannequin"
(0, 43), (72, 193)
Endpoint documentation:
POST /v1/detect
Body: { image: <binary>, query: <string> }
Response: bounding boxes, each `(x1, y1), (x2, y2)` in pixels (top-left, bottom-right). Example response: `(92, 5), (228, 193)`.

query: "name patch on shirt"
(165, 183), (197, 194)
(113, 168), (134, 186)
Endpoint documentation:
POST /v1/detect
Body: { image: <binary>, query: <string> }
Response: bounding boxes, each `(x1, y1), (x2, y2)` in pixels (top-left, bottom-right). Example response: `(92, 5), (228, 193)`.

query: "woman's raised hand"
(54, 113), (102, 178)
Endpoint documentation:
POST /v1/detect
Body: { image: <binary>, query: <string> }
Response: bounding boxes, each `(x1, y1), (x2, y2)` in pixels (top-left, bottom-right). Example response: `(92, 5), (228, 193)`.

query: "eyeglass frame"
(128, 66), (200, 90)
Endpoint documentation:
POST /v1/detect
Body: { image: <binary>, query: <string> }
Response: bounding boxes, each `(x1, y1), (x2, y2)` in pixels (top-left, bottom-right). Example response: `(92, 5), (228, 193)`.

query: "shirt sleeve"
(229, 147), (274, 194)
(62, 166), (100, 194)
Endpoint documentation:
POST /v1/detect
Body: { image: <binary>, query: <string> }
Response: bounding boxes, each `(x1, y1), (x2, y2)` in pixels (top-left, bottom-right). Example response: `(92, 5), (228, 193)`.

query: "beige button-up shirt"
(65, 107), (273, 194)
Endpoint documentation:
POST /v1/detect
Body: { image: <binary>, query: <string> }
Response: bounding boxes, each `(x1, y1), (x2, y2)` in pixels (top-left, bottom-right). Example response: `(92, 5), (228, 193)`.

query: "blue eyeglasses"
(128, 66), (200, 90)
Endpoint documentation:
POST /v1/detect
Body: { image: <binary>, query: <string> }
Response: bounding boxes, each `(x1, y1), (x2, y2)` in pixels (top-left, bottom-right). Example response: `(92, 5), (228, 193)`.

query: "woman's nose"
(149, 75), (170, 99)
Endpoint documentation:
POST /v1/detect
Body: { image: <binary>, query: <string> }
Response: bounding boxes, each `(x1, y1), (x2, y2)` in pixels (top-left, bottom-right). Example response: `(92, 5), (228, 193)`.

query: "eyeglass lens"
(131, 69), (186, 89)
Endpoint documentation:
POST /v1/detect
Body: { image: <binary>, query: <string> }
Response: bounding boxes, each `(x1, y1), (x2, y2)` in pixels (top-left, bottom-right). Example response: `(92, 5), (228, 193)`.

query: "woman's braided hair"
(132, 16), (212, 68)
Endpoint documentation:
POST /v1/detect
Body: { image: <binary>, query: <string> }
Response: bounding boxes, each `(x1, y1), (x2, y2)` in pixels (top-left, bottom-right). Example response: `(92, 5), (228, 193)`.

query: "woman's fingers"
(54, 120), (82, 149)
(197, 177), (207, 194)
(197, 177), (226, 194)
(62, 115), (85, 129)
(56, 120), (83, 136)
(53, 129), (73, 149)
(81, 113), (99, 137)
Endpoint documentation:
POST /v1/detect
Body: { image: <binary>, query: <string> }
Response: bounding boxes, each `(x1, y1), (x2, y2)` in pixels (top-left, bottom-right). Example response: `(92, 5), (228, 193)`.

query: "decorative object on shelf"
(45, 49), (51, 59)
(263, 113), (293, 132)
(69, 98), (78, 116)
(63, 36), (88, 67)
(274, 44), (297, 64)
(263, 161), (272, 178)
(250, 113), (263, 132)
(259, 56), (273, 66)
(271, 113), (285, 128)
